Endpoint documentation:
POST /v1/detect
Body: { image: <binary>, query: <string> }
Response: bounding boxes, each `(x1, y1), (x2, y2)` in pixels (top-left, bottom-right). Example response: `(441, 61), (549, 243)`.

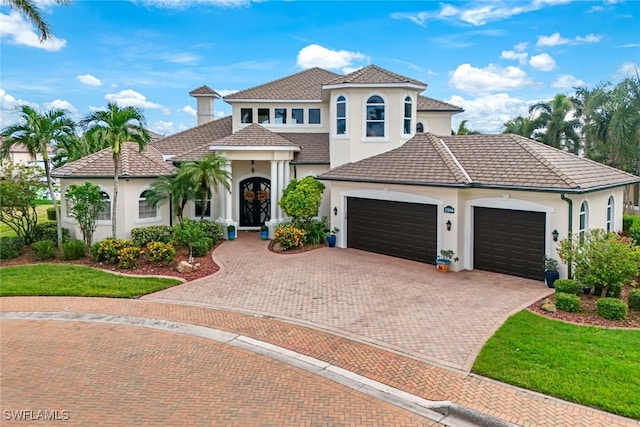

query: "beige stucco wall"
(416, 112), (456, 136)
(229, 102), (329, 134)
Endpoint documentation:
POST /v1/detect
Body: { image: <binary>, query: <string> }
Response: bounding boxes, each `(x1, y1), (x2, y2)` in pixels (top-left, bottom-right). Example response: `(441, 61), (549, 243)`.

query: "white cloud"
(529, 53), (556, 71)
(448, 93), (535, 134)
(390, 11), (429, 26)
(514, 42), (528, 51)
(537, 32), (603, 47)
(296, 44), (368, 73)
(551, 74), (586, 89)
(0, 11), (66, 51)
(182, 105), (197, 117)
(617, 61), (638, 77)
(575, 33), (602, 43)
(104, 89), (170, 114)
(501, 50), (528, 65)
(157, 52), (200, 64)
(76, 74), (102, 86)
(449, 63), (531, 93)
(44, 99), (78, 115)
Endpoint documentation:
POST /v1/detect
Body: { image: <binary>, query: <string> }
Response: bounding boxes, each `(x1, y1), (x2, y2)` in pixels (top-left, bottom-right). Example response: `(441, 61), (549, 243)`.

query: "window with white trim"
(309, 108), (321, 124)
(98, 191), (111, 221)
(366, 95), (385, 137)
(606, 196), (614, 232)
(275, 108), (287, 124)
(241, 108), (253, 124)
(579, 201), (589, 238)
(403, 96), (412, 134)
(138, 190), (157, 219)
(257, 108), (270, 124)
(292, 108), (304, 124)
(194, 190), (212, 218)
(336, 95), (346, 135)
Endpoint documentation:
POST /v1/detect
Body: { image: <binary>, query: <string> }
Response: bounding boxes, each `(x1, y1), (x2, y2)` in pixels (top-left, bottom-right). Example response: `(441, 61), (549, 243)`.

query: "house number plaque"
(444, 205), (455, 214)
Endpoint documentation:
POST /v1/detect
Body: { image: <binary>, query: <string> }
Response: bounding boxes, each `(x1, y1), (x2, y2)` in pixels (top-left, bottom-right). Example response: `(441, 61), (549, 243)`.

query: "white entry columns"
(268, 159), (290, 225)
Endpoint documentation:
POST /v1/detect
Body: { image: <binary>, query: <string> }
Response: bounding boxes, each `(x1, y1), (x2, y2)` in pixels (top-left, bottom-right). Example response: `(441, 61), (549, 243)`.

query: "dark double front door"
(240, 177), (270, 227)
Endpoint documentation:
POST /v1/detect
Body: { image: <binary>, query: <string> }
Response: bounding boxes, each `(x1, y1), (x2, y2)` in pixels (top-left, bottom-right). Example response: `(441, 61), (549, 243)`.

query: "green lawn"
(473, 310), (640, 419)
(0, 264), (181, 298)
(0, 204), (53, 237)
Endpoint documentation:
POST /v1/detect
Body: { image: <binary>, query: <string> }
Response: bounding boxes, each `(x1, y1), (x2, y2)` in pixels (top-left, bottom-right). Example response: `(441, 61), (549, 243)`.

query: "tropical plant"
(437, 249), (458, 262)
(172, 218), (207, 262)
(453, 119), (482, 135)
(529, 94), (581, 153)
(279, 176), (325, 228)
(1, 105), (76, 247)
(0, 162), (46, 244)
(52, 128), (111, 167)
(502, 116), (536, 138)
(543, 255), (559, 271)
(176, 153), (231, 220)
(3, 0), (69, 41)
(65, 181), (105, 246)
(143, 175), (195, 223)
(274, 222), (305, 250)
(81, 103), (151, 238)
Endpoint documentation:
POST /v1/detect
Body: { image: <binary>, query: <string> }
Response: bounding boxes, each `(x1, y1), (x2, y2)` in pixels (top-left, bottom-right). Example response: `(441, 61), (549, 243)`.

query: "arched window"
(606, 196), (614, 232)
(365, 95), (385, 137)
(98, 191), (111, 221)
(416, 122), (424, 133)
(403, 96), (412, 134)
(579, 201), (589, 238)
(138, 190), (157, 219)
(336, 95), (347, 135)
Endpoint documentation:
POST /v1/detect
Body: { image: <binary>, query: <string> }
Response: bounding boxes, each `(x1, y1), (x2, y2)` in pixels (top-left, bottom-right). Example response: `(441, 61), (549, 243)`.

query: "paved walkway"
(144, 232), (553, 371)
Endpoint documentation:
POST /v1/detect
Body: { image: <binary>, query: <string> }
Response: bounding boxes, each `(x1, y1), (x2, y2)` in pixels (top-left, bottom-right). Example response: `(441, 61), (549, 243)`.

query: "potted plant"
(436, 249), (458, 272)
(227, 224), (236, 241)
(543, 256), (560, 288)
(260, 225), (269, 240)
(326, 227), (339, 247)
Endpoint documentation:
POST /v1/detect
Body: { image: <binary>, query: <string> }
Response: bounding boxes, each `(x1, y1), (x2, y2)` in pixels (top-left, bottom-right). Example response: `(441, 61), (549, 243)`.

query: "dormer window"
(336, 95), (347, 135)
(366, 95), (385, 137)
(403, 96), (412, 135)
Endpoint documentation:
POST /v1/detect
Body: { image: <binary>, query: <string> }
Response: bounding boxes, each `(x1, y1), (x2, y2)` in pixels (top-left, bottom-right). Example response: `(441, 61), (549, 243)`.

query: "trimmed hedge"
(91, 238), (132, 262)
(63, 240), (86, 260)
(32, 222), (70, 244)
(628, 289), (640, 311)
(31, 239), (55, 260)
(624, 214), (640, 244)
(131, 225), (174, 246)
(556, 293), (581, 313)
(596, 297), (628, 320)
(197, 220), (223, 243)
(594, 282), (623, 299)
(0, 236), (24, 260)
(46, 207), (57, 221)
(554, 279), (581, 296)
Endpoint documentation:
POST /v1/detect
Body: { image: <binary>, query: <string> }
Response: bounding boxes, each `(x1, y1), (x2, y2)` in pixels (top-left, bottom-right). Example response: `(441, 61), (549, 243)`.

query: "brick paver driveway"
(145, 233), (553, 371)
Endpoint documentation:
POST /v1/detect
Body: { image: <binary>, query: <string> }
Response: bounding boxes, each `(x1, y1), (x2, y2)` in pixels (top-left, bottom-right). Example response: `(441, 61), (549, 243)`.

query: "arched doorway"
(239, 177), (270, 227)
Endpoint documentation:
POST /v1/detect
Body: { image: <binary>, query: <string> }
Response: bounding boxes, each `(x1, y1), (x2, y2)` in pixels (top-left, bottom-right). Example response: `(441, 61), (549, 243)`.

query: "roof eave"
(223, 98), (321, 103)
(321, 82), (426, 91)
(210, 145), (300, 152)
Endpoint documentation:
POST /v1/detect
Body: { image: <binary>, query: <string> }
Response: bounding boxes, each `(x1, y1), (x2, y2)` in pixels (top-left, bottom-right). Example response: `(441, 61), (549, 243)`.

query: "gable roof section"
(417, 95), (464, 112)
(320, 133), (639, 192)
(150, 115), (232, 157)
(279, 133), (329, 164)
(209, 123), (300, 149)
(52, 143), (176, 179)
(224, 68), (340, 101)
(324, 65), (426, 88)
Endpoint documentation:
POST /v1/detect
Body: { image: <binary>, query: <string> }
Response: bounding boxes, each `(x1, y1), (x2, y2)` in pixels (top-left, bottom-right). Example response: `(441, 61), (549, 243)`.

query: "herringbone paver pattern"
(1, 297), (637, 427)
(144, 233), (553, 370)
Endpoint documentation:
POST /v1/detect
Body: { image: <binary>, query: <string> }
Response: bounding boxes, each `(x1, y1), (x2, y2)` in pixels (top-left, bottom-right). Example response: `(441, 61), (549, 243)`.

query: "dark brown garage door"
(347, 197), (437, 264)
(474, 207), (545, 280)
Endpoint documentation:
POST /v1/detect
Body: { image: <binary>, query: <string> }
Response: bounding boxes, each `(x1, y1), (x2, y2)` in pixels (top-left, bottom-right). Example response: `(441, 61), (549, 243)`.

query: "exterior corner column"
(269, 160), (278, 223)
(277, 160), (284, 220)
(225, 161), (233, 221)
(283, 160), (290, 191)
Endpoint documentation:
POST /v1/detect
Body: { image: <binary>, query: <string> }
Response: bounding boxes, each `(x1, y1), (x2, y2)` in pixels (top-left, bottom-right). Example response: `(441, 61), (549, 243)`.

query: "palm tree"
(1, 105), (76, 247)
(177, 153), (231, 220)
(144, 175), (196, 223)
(453, 120), (482, 135)
(3, 0), (69, 41)
(502, 116), (536, 138)
(529, 94), (582, 154)
(81, 103), (150, 238)
(52, 127), (111, 167)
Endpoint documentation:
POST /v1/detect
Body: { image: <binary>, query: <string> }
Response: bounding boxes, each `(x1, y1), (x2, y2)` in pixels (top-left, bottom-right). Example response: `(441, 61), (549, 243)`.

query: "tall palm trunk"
(42, 151), (63, 247)
(112, 155), (119, 238)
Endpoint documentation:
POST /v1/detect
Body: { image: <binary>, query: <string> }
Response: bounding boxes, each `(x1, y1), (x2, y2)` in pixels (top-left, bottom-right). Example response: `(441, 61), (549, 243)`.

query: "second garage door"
(474, 207), (545, 280)
(347, 197), (437, 264)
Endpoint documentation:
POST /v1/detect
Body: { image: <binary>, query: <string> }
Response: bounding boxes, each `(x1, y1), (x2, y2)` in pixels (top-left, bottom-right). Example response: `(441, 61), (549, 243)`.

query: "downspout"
(561, 193), (573, 278)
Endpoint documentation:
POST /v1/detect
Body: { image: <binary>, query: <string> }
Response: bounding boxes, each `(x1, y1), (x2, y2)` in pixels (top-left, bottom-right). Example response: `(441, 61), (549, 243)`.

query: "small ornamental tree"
(0, 162), (46, 244)
(557, 229), (640, 297)
(278, 176), (325, 228)
(66, 182), (105, 246)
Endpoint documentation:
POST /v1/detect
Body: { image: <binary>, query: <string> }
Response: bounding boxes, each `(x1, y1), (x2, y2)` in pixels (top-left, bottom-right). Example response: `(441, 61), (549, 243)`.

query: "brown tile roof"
(210, 124), (300, 148)
(324, 65), (426, 87)
(223, 68), (340, 101)
(150, 115), (232, 157)
(279, 133), (329, 164)
(417, 95), (464, 112)
(320, 133), (639, 192)
(52, 143), (176, 178)
(189, 85), (221, 98)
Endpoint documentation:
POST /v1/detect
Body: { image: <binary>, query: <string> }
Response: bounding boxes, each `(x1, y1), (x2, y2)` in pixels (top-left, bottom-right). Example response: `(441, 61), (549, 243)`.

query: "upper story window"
(309, 108), (321, 125)
(579, 201), (589, 238)
(258, 108), (270, 124)
(292, 108), (304, 124)
(241, 108), (253, 124)
(275, 108), (287, 124)
(98, 191), (111, 221)
(366, 95), (385, 137)
(336, 95), (346, 135)
(403, 96), (412, 135)
(416, 122), (424, 133)
(606, 196), (614, 232)
(138, 190), (157, 219)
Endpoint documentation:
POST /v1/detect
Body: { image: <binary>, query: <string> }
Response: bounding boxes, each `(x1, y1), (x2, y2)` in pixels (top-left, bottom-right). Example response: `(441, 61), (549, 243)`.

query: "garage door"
(347, 197), (437, 264)
(474, 207), (545, 280)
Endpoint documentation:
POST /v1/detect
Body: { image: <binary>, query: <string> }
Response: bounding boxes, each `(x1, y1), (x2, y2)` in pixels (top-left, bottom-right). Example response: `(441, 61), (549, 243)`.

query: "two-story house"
(52, 64), (639, 280)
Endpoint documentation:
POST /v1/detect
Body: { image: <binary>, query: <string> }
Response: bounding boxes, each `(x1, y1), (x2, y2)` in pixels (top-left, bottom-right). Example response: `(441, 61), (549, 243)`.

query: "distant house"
(52, 65), (639, 281)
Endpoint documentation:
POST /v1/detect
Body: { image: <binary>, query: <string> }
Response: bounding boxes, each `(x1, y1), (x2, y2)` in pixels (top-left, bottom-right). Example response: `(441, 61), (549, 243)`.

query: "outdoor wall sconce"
(250, 160), (255, 174)
(552, 229), (559, 242)
(446, 220), (452, 231)
(333, 207), (338, 216)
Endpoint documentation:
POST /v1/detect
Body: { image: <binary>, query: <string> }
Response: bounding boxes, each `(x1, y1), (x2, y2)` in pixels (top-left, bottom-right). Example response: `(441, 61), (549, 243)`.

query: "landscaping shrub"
(32, 222), (70, 243)
(46, 207), (57, 221)
(554, 279), (581, 296)
(91, 238), (132, 263)
(274, 222), (305, 250)
(303, 218), (328, 245)
(197, 220), (223, 243)
(146, 241), (176, 264)
(596, 297), (628, 320)
(131, 225), (174, 246)
(555, 293), (581, 313)
(623, 215), (640, 233)
(0, 236), (24, 260)
(191, 238), (213, 257)
(31, 239), (55, 260)
(628, 289), (640, 311)
(117, 246), (142, 269)
(594, 282), (623, 299)
(63, 240), (86, 260)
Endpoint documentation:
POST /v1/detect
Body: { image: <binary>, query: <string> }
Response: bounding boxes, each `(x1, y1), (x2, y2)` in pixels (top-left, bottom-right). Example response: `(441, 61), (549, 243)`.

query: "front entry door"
(240, 177), (271, 227)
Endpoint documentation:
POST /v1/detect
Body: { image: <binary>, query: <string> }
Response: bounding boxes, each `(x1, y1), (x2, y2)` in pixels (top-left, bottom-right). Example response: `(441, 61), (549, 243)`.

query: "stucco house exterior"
(52, 64), (639, 281)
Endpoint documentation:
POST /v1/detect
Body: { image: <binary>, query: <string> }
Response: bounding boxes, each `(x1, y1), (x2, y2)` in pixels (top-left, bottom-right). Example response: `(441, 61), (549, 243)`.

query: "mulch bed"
(529, 283), (640, 329)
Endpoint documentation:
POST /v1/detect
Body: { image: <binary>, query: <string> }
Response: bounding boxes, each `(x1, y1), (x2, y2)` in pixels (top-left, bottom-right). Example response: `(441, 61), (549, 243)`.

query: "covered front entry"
(240, 177), (270, 227)
(473, 207), (545, 280)
(346, 197), (437, 264)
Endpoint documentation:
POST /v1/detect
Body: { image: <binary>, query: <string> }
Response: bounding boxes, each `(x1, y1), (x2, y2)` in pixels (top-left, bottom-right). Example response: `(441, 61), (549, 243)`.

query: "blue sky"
(1, 0), (638, 135)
